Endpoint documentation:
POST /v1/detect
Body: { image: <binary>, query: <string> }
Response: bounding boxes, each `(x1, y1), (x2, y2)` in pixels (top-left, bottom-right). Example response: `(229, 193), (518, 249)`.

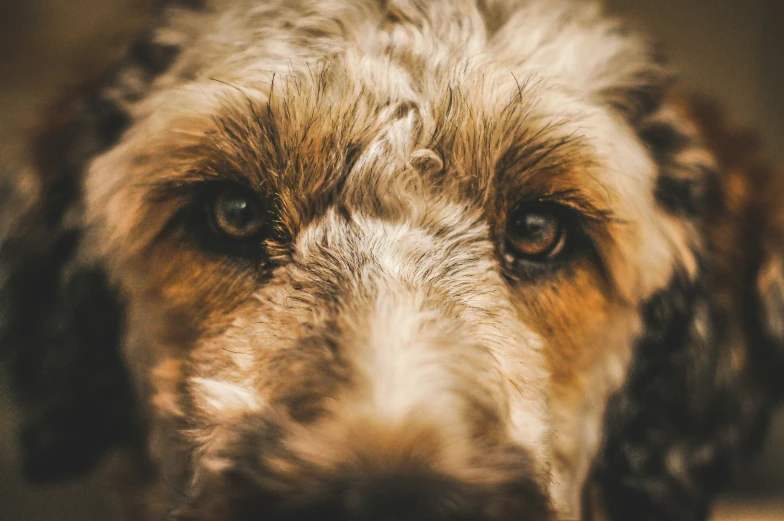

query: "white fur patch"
(191, 377), (264, 419)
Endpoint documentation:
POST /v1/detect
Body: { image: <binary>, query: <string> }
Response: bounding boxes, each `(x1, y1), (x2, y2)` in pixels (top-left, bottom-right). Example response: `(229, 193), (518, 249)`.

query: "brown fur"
(1, 2), (782, 521)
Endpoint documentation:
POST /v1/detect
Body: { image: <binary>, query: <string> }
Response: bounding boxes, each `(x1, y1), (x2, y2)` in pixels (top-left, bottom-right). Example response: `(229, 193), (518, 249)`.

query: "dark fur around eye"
(177, 182), (276, 262)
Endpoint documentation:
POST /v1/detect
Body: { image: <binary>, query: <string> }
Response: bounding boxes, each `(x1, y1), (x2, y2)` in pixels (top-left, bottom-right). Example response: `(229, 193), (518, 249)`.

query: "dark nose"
(279, 474), (478, 521)
(173, 472), (552, 521)
(272, 473), (553, 521)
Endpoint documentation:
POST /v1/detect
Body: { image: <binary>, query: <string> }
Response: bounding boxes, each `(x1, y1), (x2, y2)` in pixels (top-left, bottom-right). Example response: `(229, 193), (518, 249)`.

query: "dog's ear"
(587, 86), (784, 518)
(695, 104), (784, 398)
(0, 83), (142, 483)
(0, 2), (200, 483)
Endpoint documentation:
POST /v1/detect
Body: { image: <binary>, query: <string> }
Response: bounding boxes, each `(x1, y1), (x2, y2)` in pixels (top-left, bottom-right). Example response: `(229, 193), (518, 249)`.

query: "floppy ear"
(0, 83), (141, 483)
(585, 91), (784, 519)
(0, 0), (202, 483)
(694, 103), (784, 398)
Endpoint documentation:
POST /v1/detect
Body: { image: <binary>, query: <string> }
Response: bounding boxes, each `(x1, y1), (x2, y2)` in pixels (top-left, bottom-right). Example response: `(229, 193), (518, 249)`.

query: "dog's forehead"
(87, 0), (695, 303)
(195, 68), (600, 212)
(118, 0), (647, 205)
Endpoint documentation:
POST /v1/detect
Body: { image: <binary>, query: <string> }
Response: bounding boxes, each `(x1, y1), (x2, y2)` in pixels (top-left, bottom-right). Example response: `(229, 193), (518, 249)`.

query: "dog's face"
(3, 1), (784, 521)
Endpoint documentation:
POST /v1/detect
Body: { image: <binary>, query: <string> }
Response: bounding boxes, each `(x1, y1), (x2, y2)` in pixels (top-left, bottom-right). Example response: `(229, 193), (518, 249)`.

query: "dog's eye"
(505, 204), (567, 262)
(180, 184), (274, 259)
(211, 188), (268, 240)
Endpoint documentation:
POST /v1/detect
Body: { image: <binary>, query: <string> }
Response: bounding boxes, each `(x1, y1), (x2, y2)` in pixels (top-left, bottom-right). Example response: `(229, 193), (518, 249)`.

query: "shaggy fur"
(1, 1), (782, 520)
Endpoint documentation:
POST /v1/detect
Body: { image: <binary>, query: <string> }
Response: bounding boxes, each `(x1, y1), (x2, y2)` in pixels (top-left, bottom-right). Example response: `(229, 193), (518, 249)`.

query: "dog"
(1, 0), (783, 520)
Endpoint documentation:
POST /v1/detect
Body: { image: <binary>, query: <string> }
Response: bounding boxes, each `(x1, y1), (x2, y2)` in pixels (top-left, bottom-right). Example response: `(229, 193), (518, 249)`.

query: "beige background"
(0, 0), (782, 519)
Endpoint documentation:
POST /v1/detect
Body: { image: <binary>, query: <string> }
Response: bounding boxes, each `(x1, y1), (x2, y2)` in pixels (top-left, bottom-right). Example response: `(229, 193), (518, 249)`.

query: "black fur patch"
(0, 0), (200, 482)
(0, 140), (138, 483)
(591, 271), (773, 521)
(0, 197), (140, 482)
(640, 115), (707, 218)
(654, 174), (703, 217)
(15, 269), (138, 481)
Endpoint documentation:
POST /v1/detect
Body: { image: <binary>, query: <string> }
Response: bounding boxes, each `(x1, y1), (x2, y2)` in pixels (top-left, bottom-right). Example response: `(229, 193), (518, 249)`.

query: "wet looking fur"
(1, 1), (783, 520)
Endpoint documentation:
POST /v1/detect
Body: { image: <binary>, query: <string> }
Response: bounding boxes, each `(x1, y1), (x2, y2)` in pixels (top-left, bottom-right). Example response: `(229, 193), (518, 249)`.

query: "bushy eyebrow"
(132, 87), (382, 239)
(487, 124), (619, 220)
(525, 189), (618, 224)
(496, 127), (587, 178)
(132, 99), (284, 202)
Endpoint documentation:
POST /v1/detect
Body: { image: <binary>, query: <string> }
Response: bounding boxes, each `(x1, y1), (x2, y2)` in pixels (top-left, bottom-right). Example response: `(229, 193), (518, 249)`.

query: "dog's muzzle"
(171, 413), (553, 521)
(174, 470), (552, 521)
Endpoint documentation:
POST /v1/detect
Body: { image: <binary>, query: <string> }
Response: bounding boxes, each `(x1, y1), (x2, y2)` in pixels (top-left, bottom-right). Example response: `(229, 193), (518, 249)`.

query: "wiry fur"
(1, 1), (782, 520)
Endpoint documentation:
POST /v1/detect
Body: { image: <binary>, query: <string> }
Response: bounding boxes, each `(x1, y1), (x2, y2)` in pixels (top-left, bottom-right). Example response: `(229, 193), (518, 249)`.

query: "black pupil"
(516, 213), (554, 241)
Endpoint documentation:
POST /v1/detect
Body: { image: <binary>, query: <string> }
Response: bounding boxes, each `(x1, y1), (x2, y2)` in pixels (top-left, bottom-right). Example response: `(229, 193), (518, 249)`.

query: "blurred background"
(0, 0), (782, 519)
(606, 1), (784, 516)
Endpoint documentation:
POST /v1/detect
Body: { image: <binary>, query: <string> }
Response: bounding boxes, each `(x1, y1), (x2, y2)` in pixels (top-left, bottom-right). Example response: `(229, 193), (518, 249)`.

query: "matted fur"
(1, 1), (782, 520)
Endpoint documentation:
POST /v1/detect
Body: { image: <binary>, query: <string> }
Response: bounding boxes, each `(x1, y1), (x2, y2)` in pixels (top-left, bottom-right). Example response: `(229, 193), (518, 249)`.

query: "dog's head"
(2, 1), (783, 520)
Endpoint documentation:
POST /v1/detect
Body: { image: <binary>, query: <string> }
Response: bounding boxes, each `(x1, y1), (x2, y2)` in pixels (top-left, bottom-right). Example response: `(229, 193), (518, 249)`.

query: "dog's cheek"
(114, 243), (264, 434)
(512, 258), (640, 516)
(514, 258), (634, 400)
(134, 242), (259, 336)
(530, 263), (616, 385)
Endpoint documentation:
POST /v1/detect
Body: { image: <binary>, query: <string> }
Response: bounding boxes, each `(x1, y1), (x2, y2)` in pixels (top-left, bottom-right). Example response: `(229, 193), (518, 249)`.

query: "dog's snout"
(281, 474), (474, 521)
(343, 476), (456, 520)
(263, 472), (552, 521)
(175, 430), (553, 521)
(172, 407), (554, 521)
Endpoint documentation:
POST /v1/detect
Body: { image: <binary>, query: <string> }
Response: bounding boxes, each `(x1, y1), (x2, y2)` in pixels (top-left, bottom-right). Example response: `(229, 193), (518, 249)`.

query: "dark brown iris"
(211, 188), (268, 240)
(506, 207), (566, 260)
